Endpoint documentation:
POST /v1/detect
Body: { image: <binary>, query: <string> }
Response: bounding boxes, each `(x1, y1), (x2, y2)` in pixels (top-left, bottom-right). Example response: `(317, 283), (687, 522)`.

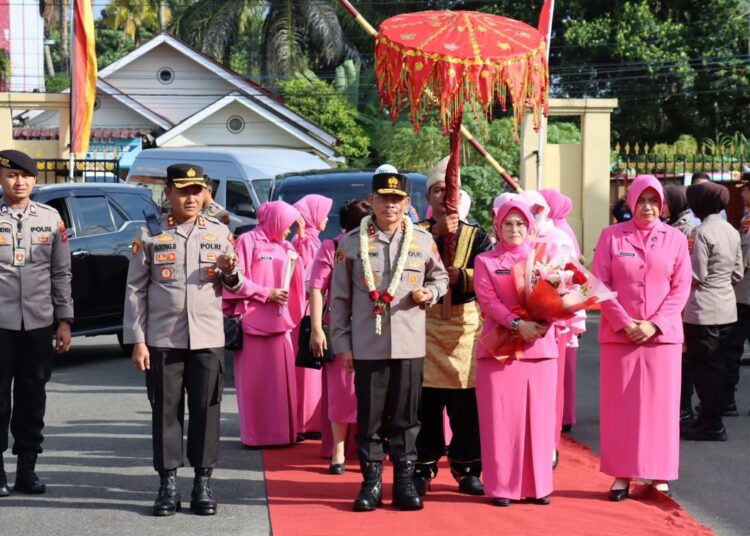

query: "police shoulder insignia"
(335, 248), (345, 265)
(197, 215), (206, 228)
(158, 233), (174, 242)
(58, 220), (68, 243)
(204, 233), (218, 242)
(131, 238), (142, 256)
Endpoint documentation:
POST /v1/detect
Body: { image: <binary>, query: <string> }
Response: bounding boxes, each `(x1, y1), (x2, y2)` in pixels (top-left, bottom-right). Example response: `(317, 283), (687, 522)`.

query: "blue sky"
(92, 1), (110, 20)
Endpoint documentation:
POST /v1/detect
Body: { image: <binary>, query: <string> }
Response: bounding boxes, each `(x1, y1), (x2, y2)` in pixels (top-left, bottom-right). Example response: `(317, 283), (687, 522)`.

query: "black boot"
(153, 470), (181, 516)
(412, 463), (433, 497)
(353, 461), (383, 512)
(392, 460), (423, 511)
(13, 452), (45, 494)
(190, 468), (217, 516)
(0, 454), (9, 497)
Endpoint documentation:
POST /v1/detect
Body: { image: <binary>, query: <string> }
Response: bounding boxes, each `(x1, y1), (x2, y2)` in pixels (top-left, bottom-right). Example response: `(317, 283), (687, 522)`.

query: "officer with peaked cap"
(330, 164), (449, 512)
(0, 149), (73, 498)
(124, 163), (242, 516)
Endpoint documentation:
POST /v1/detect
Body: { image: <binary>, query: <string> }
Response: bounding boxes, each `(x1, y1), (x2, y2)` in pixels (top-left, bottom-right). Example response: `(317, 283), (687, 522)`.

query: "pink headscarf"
(516, 190), (555, 237)
(257, 201), (300, 243)
(540, 189), (580, 257)
(493, 200), (535, 261)
(627, 175), (664, 231)
(293, 194), (333, 242)
(492, 192), (518, 218)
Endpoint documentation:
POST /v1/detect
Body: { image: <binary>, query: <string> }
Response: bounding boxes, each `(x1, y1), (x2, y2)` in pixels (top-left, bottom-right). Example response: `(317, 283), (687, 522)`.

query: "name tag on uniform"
(408, 251), (423, 257)
(618, 252), (635, 257)
(13, 248), (26, 267)
(260, 255), (273, 261)
(495, 269), (510, 275)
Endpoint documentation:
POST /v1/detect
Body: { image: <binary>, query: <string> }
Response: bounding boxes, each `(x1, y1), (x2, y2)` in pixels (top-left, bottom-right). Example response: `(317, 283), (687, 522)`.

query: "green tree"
(277, 78), (370, 161)
(100, 0), (164, 46)
(173, 0), (353, 82)
(95, 27), (137, 69)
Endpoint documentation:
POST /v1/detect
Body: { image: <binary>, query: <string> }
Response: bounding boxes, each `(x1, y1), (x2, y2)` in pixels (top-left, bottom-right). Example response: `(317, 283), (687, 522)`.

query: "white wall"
(104, 43), (236, 124)
(9, 0), (44, 92)
(160, 101), (309, 148)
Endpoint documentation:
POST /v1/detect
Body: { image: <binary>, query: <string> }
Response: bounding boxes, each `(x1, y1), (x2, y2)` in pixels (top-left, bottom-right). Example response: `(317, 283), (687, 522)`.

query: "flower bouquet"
(480, 241), (616, 360)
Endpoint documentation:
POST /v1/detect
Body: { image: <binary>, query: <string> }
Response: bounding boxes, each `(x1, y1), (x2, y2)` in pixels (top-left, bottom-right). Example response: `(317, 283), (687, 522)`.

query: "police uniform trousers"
(727, 303), (750, 407)
(146, 346), (224, 472)
(416, 387), (481, 479)
(685, 323), (735, 428)
(0, 326), (54, 455)
(354, 358), (423, 463)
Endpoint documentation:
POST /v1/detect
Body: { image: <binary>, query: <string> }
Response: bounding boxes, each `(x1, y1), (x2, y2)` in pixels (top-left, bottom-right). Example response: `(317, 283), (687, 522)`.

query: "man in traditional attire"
(413, 157), (492, 496)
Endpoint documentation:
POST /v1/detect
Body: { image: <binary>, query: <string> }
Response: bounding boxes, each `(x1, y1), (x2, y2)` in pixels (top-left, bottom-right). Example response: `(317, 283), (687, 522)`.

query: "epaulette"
(144, 212), (163, 237)
(33, 201), (59, 214)
(204, 214), (221, 225)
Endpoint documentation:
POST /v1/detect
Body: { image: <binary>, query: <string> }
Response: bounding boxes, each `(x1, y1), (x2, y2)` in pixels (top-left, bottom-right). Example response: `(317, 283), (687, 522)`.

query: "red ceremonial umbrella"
(374, 10), (549, 268)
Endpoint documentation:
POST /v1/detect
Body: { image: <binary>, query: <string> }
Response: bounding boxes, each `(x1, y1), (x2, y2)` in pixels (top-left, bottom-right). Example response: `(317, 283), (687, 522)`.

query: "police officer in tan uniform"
(0, 149), (73, 498)
(330, 165), (449, 512)
(124, 164), (241, 516)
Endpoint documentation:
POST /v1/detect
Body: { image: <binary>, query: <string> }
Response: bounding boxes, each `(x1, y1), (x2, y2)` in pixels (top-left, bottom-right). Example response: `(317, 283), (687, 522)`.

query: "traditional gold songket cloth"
(424, 293), (482, 389)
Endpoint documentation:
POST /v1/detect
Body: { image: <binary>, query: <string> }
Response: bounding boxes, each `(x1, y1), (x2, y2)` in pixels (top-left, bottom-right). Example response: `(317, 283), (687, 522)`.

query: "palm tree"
(172, 0), (355, 82)
(100, 0), (165, 46)
(39, 0), (69, 73)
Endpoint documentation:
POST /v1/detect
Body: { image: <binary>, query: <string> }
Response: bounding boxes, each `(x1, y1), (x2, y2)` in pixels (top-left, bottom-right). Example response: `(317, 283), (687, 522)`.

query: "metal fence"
(611, 142), (750, 181)
(34, 159), (121, 184)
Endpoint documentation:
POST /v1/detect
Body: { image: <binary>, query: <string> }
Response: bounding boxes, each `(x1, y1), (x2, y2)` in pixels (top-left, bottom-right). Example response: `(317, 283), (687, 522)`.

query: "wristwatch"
(510, 317), (521, 332)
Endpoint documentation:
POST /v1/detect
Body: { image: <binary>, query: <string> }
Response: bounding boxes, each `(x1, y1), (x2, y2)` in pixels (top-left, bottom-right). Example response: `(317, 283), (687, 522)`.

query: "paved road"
(572, 314), (750, 536)
(0, 336), (270, 536)
(3, 320), (750, 536)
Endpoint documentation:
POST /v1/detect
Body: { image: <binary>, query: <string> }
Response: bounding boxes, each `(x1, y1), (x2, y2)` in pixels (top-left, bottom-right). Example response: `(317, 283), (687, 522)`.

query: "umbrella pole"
(337, 0), (523, 194)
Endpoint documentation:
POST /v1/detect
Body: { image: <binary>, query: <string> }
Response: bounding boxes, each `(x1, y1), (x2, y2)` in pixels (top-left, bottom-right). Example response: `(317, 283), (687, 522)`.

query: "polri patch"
(131, 238), (141, 256)
(335, 249), (345, 265)
(159, 266), (174, 281)
(58, 221), (68, 243)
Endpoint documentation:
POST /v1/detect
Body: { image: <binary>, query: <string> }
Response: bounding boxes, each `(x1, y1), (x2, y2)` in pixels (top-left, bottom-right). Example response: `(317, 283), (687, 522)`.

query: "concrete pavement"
(0, 336), (270, 536)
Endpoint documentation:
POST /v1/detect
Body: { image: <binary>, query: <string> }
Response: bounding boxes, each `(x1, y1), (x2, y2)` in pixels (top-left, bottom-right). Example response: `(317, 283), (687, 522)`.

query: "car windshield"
(275, 176), (427, 241)
(252, 179), (272, 204)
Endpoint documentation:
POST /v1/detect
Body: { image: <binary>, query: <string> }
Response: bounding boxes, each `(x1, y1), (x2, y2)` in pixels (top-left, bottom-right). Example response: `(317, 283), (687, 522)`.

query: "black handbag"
(295, 315), (334, 369)
(223, 316), (243, 352)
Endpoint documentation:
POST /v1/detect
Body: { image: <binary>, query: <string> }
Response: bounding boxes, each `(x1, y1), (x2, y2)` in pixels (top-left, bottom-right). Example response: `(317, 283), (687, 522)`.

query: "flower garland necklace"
(359, 214), (413, 335)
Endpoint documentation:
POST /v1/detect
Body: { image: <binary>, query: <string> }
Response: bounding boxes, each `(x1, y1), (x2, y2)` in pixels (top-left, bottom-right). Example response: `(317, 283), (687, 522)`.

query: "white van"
(125, 146), (333, 230)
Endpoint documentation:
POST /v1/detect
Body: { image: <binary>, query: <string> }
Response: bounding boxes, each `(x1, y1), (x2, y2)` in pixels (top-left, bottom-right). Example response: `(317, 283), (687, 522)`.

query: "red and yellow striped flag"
(72, 0), (97, 154)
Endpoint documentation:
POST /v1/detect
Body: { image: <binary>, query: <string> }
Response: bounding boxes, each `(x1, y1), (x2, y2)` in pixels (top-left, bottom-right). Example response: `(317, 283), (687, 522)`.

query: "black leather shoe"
(153, 470), (181, 516)
(492, 497), (511, 507)
(190, 468), (217, 516)
(561, 424), (572, 433)
(353, 461), (383, 512)
(458, 475), (484, 496)
(0, 454), (9, 497)
(13, 452), (45, 494)
(680, 421), (728, 441)
(392, 460), (423, 511)
(723, 403), (739, 417)
(413, 474), (429, 497)
(609, 488), (629, 502)
(679, 407), (694, 422)
(530, 495), (551, 505)
(328, 463), (345, 475)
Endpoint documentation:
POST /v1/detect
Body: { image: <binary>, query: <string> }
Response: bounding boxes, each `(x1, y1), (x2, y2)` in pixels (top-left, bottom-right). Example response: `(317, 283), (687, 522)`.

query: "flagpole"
(68, 0), (75, 183)
(536, 0), (554, 191)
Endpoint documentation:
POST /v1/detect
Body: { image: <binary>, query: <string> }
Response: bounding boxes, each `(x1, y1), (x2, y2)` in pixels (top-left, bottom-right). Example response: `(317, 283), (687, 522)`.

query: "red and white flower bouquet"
(480, 241), (616, 360)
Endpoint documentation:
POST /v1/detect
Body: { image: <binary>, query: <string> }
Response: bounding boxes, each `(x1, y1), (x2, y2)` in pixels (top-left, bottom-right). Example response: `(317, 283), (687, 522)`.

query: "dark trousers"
(146, 347), (224, 472)
(354, 358), (423, 464)
(0, 326), (54, 455)
(727, 303), (750, 405)
(685, 323), (735, 428)
(416, 387), (481, 480)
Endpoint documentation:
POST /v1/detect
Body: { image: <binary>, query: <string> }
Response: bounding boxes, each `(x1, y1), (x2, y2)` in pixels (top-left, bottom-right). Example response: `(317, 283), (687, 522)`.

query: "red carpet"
(263, 436), (714, 536)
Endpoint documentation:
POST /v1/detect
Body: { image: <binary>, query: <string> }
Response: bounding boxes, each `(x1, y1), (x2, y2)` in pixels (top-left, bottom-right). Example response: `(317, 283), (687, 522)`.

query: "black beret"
(0, 150), (38, 177)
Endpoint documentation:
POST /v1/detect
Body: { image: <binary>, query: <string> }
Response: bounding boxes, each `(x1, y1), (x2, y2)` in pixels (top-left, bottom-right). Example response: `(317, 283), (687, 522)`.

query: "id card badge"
(13, 248), (26, 267)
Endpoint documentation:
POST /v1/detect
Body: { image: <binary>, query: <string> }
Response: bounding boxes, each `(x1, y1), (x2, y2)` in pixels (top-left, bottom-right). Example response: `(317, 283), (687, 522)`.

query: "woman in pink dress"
(540, 189), (586, 433)
(517, 190), (576, 467)
(592, 175), (691, 500)
(292, 194), (333, 437)
(474, 200), (559, 506)
(309, 199), (371, 474)
(223, 201), (306, 447)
